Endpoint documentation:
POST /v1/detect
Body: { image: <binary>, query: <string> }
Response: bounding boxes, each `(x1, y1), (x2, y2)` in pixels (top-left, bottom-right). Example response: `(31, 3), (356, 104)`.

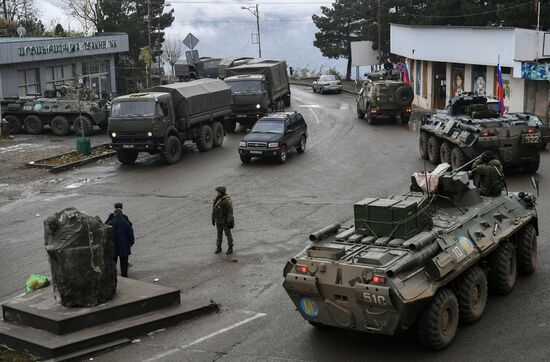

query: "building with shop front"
(0, 33), (129, 99)
(390, 24), (550, 119)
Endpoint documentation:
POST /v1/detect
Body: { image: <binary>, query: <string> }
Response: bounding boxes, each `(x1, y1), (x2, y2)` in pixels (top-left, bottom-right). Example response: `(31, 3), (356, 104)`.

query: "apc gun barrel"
(452, 153), (483, 173)
(309, 222), (341, 242)
(386, 243), (440, 277)
(457, 123), (480, 133)
(402, 231), (438, 251)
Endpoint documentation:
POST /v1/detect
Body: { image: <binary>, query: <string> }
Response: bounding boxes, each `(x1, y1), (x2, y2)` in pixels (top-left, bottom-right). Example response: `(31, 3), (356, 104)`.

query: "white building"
(390, 24), (550, 118)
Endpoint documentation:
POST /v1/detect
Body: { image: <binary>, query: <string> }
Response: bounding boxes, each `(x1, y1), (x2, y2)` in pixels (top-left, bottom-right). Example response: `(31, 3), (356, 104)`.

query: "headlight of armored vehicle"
(239, 141), (246, 147)
(268, 143), (279, 148)
(111, 132), (117, 138)
(147, 131), (153, 137)
(256, 104), (261, 109)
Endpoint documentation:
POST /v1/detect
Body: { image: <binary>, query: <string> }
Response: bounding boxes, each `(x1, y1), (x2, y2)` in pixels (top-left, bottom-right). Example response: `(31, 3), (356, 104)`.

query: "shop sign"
(17, 39), (118, 57)
(521, 62), (550, 81)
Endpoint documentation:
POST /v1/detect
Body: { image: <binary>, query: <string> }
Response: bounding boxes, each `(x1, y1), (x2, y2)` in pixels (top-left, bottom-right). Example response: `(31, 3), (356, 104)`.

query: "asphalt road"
(1, 85), (549, 361)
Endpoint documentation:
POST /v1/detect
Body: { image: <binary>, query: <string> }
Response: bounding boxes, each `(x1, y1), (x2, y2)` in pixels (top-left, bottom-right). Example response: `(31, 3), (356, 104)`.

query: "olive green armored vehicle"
(419, 94), (541, 172)
(1, 85), (108, 136)
(283, 166), (538, 349)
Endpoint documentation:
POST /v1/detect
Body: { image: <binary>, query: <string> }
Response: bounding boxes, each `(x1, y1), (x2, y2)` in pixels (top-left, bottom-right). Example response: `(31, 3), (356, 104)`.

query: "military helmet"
(215, 185), (226, 194)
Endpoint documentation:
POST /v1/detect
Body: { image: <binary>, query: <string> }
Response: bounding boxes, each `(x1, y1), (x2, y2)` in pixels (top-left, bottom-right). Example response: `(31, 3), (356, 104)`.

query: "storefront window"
(82, 61), (110, 98)
(45, 64), (75, 90)
(17, 68), (40, 97)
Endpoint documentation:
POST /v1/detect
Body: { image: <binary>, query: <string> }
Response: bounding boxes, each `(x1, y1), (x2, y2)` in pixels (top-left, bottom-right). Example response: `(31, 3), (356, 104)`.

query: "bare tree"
(62, 0), (103, 34)
(162, 36), (183, 76)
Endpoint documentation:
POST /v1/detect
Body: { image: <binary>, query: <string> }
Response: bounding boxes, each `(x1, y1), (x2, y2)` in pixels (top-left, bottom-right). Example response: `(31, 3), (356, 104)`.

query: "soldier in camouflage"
(472, 151), (505, 196)
(212, 186), (234, 254)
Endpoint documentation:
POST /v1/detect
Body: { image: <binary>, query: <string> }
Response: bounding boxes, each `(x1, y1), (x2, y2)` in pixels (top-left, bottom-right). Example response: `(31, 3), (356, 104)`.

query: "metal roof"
(390, 23), (517, 30)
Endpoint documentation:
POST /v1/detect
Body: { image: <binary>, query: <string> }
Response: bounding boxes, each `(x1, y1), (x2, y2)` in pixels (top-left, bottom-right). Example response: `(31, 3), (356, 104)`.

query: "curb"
(27, 143), (116, 173)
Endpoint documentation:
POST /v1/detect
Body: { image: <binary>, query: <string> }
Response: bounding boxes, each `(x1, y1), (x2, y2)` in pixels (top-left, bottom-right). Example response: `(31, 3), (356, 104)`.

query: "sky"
(35, 0), (348, 76)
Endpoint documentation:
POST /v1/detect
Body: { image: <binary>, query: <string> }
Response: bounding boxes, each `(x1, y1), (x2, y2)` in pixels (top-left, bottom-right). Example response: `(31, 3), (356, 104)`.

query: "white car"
(312, 75), (342, 94)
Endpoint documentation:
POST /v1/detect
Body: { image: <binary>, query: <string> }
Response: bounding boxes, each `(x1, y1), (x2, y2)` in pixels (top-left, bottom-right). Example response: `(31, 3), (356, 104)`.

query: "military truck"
(356, 69), (414, 125)
(174, 57), (222, 81)
(224, 59), (291, 131)
(0, 85), (108, 136)
(109, 79), (232, 165)
(283, 166), (539, 349)
(419, 95), (541, 172)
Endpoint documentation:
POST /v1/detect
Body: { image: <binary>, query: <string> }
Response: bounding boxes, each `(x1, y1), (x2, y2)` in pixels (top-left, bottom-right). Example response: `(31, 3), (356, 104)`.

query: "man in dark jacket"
(106, 208), (135, 277)
(212, 185), (234, 255)
(106, 203), (134, 267)
(472, 151), (505, 196)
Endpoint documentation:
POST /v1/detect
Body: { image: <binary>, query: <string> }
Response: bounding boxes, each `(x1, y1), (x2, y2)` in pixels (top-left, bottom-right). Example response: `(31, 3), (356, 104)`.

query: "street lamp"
(241, 4), (261, 58)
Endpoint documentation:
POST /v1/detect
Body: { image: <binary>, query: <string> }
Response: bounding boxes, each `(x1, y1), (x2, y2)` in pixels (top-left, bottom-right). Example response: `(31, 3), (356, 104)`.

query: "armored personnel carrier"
(283, 166), (538, 349)
(419, 94), (541, 172)
(1, 85), (108, 136)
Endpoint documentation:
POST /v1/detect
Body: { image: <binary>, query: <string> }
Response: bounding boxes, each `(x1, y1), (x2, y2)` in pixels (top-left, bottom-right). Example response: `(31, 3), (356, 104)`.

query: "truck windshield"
(111, 101), (155, 117)
(251, 121), (284, 134)
(226, 80), (263, 94)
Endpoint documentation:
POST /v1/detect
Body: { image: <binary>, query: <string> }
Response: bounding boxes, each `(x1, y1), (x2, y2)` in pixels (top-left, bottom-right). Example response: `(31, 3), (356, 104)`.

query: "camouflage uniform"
(472, 158), (504, 196)
(212, 186), (234, 253)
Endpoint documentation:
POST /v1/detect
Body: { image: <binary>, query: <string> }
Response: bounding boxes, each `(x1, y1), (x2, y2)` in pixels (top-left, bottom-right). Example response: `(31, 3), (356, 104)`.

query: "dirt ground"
(0, 346), (37, 361)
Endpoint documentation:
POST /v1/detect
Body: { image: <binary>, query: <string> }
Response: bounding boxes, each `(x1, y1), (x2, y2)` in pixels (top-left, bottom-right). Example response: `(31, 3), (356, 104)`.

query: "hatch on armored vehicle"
(419, 95), (541, 173)
(283, 164), (539, 349)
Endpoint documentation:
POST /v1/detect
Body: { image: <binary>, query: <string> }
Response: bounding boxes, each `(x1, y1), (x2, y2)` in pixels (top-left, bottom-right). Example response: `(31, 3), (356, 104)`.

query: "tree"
(312, 0), (370, 79)
(62, 0), (103, 34)
(1, 0), (44, 35)
(162, 36), (183, 76)
(54, 23), (65, 36)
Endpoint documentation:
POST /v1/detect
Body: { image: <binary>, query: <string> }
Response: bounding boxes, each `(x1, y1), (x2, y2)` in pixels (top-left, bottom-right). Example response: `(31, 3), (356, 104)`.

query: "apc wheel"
(4, 115), (21, 134)
(417, 288), (459, 350)
(450, 146), (469, 170)
(73, 116), (93, 136)
(212, 121), (224, 148)
(196, 124), (214, 152)
(458, 266), (488, 325)
(428, 136), (442, 164)
(440, 142), (453, 165)
(419, 132), (430, 160)
(160, 136), (182, 164)
(278, 145), (288, 164)
(357, 105), (365, 119)
(24, 115), (43, 134)
(51, 116), (71, 136)
(516, 224), (537, 275)
(521, 156), (540, 173)
(240, 155), (251, 164)
(367, 111), (376, 125)
(297, 135), (306, 153)
(308, 321), (328, 329)
(312, 86), (316, 93)
(488, 241), (517, 295)
(116, 150), (138, 165)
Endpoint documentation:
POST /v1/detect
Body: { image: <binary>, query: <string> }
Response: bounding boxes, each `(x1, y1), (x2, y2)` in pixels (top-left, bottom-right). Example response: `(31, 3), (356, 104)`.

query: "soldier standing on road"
(212, 186), (234, 255)
(472, 151), (505, 196)
(106, 208), (135, 277)
(106, 203), (134, 268)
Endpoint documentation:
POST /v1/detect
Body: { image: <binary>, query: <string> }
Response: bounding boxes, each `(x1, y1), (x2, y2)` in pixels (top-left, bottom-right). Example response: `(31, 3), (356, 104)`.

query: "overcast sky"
(36, 0), (347, 76)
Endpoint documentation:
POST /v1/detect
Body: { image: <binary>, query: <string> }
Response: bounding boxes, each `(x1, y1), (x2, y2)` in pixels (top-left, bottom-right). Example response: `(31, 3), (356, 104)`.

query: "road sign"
(183, 33), (199, 50)
(186, 50), (199, 65)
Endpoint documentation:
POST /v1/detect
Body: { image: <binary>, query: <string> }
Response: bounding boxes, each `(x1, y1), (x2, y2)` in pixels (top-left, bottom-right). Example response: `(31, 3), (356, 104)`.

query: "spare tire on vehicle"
(395, 85), (414, 107)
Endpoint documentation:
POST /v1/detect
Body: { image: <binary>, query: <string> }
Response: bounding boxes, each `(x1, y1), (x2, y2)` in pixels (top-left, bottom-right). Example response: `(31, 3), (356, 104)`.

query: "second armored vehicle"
(420, 95), (541, 172)
(109, 79), (232, 165)
(283, 167), (538, 349)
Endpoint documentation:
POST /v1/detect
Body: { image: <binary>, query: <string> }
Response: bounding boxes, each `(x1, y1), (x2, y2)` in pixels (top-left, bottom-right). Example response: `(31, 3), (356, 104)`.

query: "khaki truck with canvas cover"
(224, 59), (291, 131)
(109, 79), (232, 164)
(283, 165), (539, 349)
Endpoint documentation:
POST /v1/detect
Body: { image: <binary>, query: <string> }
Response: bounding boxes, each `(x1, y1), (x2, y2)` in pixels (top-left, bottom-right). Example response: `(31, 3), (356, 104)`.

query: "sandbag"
(44, 207), (117, 307)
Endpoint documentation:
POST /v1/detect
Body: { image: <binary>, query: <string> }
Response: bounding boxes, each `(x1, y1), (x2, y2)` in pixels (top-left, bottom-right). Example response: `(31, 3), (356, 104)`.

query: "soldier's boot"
(226, 246), (233, 255)
(215, 246), (222, 254)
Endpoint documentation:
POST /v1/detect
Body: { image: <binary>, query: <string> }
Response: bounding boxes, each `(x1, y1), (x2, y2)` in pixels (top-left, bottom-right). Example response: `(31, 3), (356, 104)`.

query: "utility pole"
(147, 0), (152, 87)
(2, 0), (8, 20)
(536, 1), (541, 31)
(242, 4), (261, 58)
(377, 0), (382, 65)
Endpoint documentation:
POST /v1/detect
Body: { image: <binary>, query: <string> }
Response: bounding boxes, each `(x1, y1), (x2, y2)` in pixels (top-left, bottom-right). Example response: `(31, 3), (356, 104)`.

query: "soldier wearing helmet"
(472, 151), (505, 196)
(212, 186), (234, 254)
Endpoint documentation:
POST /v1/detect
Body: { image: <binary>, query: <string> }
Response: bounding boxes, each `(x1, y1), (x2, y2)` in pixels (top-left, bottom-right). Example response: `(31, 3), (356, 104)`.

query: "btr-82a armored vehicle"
(1, 85), (108, 136)
(283, 166), (538, 349)
(419, 95), (541, 172)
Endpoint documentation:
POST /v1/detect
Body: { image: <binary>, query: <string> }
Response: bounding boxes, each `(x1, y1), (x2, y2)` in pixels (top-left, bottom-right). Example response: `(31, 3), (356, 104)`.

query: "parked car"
(238, 111), (308, 164)
(312, 75), (342, 94)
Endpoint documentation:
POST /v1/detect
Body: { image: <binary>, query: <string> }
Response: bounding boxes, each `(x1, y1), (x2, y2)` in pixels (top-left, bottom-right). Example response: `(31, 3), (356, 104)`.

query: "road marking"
(143, 311), (266, 361)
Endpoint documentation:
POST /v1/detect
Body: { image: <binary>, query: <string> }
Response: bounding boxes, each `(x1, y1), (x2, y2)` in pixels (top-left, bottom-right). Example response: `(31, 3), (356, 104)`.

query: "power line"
(171, 18), (311, 26)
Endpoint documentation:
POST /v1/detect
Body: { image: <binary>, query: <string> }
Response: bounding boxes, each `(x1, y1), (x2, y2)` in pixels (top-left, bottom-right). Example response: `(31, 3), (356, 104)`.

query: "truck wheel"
(312, 86), (316, 93)
(240, 155), (251, 164)
(297, 135), (307, 153)
(4, 115), (21, 134)
(450, 146), (469, 170)
(224, 119), (237, 133)
(24, 115), (43, 134)
(400, 113), (410, 125)
(488, 241), (517, 295)
(440, 142), (453, 165)
(117, 150), (138, 165)
(160, 135), (182, 164)
(212, 121), (224, 147)
(516, 224), (537, 275)
(417, 288), (459, 350)
(51, 116), (71, 136)
(521, 155), (540, 173)
(428, 136), (441, 164)
(73, 116), (93, 136)
(196, 124), (214, 152)
(357, 105), (365, 119)
(98, 123), (108, 132)
(419, 132), (430, 160)
(284, 94), (291, 107)
(458, 266), (488, 325)
(277, 145), (288, 164)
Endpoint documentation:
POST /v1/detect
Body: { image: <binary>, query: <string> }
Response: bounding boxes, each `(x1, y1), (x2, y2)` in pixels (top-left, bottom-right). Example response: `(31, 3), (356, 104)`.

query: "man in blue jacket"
(106, 208), (135, 277)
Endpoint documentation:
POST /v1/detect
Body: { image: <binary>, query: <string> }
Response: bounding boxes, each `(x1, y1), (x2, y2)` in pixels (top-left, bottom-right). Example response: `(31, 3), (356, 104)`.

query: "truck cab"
(225, 74), (269, 128)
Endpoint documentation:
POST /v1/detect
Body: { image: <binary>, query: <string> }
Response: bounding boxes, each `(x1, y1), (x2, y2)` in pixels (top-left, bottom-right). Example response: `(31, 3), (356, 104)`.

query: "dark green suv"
(356, 79), (414, 125)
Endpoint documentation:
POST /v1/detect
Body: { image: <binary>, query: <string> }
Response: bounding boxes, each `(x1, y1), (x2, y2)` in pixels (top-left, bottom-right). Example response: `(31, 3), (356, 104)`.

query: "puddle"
(65, 177), (104, 189)
(0, 143), (41, 154)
